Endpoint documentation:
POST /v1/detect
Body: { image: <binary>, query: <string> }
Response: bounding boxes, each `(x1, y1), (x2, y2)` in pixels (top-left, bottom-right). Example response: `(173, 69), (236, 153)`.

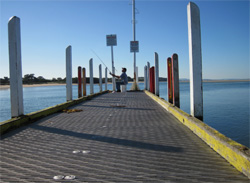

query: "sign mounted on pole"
(106, 34), (117, 46)
(130, 41), (139, 52)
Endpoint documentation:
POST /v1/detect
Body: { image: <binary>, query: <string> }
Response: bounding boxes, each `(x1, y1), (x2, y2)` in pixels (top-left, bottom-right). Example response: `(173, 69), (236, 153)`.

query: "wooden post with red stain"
(172, 54), (180, 108)
(149, 67), (155, 94)
(78, 66), (82, 98)
(82, 68), (86, 96)
(167, 57), (173, 104)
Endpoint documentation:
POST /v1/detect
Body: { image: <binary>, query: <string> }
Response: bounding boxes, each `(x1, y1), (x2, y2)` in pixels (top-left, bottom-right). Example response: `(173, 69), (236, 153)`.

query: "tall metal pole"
(132, 0), (136, 81)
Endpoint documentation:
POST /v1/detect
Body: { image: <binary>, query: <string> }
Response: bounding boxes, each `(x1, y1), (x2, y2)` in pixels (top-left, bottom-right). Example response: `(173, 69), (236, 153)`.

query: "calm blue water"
(0, 82), (249, 147)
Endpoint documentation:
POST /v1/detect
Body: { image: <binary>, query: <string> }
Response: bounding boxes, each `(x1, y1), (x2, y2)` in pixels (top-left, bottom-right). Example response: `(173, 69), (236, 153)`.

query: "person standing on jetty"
(109, 68), (128, 92)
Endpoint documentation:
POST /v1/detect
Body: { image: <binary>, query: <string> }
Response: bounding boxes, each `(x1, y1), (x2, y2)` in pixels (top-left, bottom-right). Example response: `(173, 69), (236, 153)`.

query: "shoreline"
(0, 79), (249, 90)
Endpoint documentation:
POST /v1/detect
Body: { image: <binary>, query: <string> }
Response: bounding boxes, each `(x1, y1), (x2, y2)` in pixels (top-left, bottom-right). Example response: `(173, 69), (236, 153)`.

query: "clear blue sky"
(0, 0), (249, 79)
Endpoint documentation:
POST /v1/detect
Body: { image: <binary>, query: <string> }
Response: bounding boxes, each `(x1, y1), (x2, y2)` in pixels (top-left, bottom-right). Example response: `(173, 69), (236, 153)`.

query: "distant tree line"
(0, 74), (152, 85)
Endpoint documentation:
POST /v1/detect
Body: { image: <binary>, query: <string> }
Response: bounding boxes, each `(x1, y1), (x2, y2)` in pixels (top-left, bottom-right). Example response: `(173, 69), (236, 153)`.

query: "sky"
(0, 0), (249, 80)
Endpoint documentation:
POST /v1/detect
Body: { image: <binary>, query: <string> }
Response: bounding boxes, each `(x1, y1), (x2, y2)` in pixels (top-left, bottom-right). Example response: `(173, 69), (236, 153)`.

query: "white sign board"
(130, 41), (139, 52)
(106, 34), (117, 46)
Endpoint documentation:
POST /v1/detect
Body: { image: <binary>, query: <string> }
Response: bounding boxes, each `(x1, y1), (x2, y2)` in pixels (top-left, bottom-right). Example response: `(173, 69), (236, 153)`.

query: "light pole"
(131, 0), (139, 90)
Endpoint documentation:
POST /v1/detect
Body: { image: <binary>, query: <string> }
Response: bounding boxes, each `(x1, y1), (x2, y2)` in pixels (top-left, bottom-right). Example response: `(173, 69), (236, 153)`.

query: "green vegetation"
(0, 74), (137, 85)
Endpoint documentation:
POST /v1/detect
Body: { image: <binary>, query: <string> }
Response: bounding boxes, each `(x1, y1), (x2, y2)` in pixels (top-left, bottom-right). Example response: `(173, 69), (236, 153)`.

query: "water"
(159, 82), (249, 148)
(0, 82), (249, 147)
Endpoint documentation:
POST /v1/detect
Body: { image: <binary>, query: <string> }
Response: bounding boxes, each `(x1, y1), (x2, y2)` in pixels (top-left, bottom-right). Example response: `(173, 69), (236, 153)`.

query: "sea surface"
(0, 82), (249, 147)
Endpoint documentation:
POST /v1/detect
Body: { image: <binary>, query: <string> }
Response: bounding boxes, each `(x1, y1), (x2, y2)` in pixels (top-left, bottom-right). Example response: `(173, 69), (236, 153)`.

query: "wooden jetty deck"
(0, 91), (249, 182)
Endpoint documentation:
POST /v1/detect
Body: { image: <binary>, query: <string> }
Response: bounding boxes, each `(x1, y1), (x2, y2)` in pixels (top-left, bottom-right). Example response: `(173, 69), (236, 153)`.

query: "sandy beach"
(0, 80), (249, 90)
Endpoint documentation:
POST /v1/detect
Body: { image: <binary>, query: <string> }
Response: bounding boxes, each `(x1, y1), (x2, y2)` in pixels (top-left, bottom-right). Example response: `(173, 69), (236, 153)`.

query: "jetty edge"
(144, 90), (250, 179)
(0, 90), (109, 135)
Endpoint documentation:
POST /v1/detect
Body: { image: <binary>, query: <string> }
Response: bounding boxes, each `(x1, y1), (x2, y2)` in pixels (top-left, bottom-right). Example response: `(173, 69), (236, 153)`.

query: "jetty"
(1, 91), (249, 182)
(1, 1), (250, 182)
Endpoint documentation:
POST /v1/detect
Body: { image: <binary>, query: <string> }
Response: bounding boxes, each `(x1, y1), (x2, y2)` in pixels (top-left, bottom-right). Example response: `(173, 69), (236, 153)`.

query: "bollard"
(82, 68), (86, 96)
(99, 64), (102, 92)
(78, 66), (82, 98)
(89, 58), (94, 95)
(66, 46), (72, 101)
(8, 16), (24, 117)
(113, 67), (116, 91)
(187, 2), (203, 120)
(111, 46), (116, 91)
(155, 52), (159, 96)
(136, 66), (139, 84)
(167, 57), (173, 104)
(144, 65), (147, 90)
(149, 67), (155, 94)
(147, 62), (150, 91)
(105, 67), (108, 91)
(172, 53), (180, 108)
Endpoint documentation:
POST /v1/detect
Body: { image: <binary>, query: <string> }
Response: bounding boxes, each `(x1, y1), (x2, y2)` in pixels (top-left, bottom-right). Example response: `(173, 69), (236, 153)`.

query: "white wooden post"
(99, 64), (102, 92)
(111, 46), (115, 91)
(155, 52), (159, 96)
(144, 65), (147, 90)
(89, 58), (94, 95)
(136, 66), (139, 84)
(8, 16), (24, 117)
(187, 2), (203, 120)
(66, 46), (72, 101)
(172, 54), (180, 108)
(105, 67), (108, 91)
(147, 62), (150, 91)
